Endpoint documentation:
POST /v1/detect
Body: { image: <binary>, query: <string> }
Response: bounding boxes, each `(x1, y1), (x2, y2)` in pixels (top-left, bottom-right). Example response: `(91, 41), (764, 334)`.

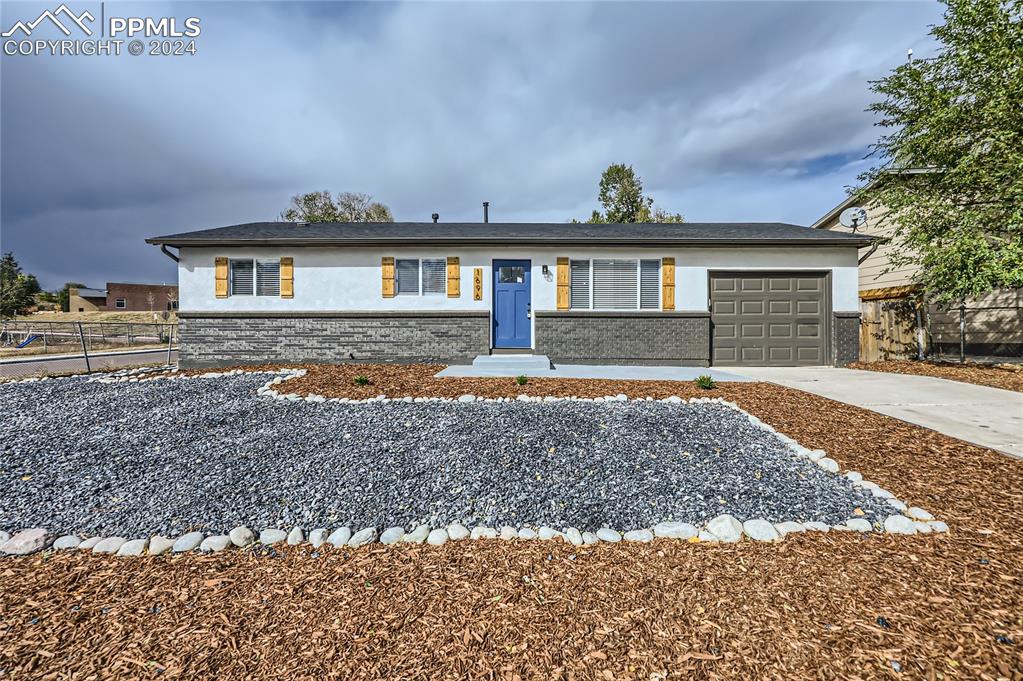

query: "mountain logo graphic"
(2, 4), (95, 37)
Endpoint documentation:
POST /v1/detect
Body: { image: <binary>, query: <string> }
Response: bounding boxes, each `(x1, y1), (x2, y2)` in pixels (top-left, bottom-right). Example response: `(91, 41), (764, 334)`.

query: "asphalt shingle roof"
(146, 221), (875, 247)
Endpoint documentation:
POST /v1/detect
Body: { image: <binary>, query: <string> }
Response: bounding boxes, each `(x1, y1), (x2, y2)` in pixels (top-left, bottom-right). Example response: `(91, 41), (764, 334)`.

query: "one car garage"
(710, 271), (829, 366)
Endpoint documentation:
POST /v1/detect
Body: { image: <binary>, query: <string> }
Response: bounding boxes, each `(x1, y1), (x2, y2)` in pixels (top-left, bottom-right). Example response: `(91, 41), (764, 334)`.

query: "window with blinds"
(396, 259), (420, 295)
(568, 258), (661, 310)
(639, 259), (660, 309)
(593, 259), (638, 309)
(394, 258), (447, 296)
(256, 260), (281, 296)
(230, 259), (254, 296)
(422, 258), (446, 295)
(570, 260), (591, 309)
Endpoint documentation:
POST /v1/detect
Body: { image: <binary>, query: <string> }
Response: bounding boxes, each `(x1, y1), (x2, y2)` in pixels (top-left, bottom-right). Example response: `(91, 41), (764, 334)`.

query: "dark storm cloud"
(1, 57), (280, 222)
(0, 0), (943, 288)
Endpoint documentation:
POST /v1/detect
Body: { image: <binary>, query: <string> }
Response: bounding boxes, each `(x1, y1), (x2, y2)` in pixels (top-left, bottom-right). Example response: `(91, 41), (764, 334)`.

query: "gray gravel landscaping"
(0, 374), (892, 537)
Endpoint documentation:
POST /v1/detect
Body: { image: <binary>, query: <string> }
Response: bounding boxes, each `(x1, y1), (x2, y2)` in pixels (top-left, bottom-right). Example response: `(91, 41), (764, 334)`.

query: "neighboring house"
(145, 221), (872, 369)
(67, 283), (179, 313)
(813, 196), (1023, 359)
(68, 287), (108, 312)
(106, 282), (179, 312)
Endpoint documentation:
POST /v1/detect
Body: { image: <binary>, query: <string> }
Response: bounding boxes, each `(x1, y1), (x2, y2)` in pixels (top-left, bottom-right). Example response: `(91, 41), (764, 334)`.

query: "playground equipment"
(0, 322), (45, 350)
(16, 335), (42, 349)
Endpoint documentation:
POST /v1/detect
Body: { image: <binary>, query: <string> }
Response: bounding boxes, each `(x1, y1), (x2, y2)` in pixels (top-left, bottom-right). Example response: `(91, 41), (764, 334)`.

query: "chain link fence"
(927, 301), (1023, 363)
(0, 321), (178, 379)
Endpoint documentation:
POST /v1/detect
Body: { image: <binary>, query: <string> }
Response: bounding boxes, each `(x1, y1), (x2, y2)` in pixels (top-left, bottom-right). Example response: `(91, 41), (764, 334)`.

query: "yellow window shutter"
(215, 257), (228, 298)
(381, 256), (395, 298)
(447, 256), (460, 297)
(280, 257), (294, 298)
(556, 257), (569, 311)
(661, 257), (675, 311)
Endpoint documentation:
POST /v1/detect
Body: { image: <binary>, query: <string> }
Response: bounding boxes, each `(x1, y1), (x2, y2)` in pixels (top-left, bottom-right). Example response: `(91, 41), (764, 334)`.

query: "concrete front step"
(471, 354), (552, 371)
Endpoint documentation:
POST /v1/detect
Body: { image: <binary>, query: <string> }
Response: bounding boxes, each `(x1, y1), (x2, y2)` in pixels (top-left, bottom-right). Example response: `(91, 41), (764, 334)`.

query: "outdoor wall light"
(542, 264), (552, 281)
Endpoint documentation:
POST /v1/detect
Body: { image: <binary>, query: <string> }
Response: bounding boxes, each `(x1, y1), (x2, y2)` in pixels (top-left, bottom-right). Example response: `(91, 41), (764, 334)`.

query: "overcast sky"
(1, 0), (943, 289)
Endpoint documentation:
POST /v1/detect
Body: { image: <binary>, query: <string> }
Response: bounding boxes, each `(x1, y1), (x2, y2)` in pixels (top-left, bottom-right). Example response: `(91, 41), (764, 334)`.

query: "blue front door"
(492, 259), (531, 348)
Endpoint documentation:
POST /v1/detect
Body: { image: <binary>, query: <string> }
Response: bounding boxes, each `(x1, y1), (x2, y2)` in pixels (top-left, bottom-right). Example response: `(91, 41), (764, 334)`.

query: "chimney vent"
(483, 201), (489, 223)
(431, 213), (439, 223)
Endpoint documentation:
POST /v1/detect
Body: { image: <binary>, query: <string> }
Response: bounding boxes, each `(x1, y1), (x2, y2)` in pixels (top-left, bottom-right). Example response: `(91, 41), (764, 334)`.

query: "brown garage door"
(710, 272), (829, 366)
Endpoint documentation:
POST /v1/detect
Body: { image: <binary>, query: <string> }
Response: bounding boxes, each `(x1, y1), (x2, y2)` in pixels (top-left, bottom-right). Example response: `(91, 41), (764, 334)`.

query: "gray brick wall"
(833, 312), (861, 366)
(535, 312), (710, 366)
(180, 310), (853, 368)
(178, 312), (489, 368)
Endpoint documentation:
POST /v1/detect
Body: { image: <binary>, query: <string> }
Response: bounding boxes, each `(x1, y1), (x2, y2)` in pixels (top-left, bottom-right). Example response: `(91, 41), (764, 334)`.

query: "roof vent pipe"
(431, 213), (439, 223)
(483, 201), (489, 223)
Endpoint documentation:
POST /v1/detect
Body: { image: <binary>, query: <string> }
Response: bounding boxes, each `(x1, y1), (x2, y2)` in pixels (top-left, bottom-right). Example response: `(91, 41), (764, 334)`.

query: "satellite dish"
(839, 206), (868, 231)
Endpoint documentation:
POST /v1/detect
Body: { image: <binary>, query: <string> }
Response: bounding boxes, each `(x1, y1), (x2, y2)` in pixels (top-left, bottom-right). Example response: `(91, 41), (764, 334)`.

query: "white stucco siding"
(676, 246), (860, 312)
(179, 246), (549, 313)
(178, 244), (861, 315)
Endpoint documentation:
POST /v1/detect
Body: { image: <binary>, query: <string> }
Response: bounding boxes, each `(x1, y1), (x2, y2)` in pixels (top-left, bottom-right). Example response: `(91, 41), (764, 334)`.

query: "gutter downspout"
(159, 244), (180, 262)
(858, 242), (880, 266)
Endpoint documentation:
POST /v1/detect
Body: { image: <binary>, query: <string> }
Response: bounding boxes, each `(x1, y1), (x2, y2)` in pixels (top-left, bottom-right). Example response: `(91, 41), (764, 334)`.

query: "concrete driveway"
(736, 366), (1023, 458)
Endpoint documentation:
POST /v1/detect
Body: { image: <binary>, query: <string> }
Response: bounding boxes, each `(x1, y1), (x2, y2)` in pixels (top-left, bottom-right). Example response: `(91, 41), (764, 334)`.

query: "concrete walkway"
(736, 366), (1023, 458)
(436, 364), (753, 382)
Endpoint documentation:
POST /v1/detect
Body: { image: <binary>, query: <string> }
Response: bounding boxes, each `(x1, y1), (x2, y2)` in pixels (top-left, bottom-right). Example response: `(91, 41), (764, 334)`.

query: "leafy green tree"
(0, 252), (38, 318)
(22, 274), (41, 296)
(860, 0), (1023, 303)
(577, 164), (684, 223)
(58, 282), (87, 313)
(280, 191), (393, 222)
(638, 205), (686, 224)
(598, 163), (648, 223)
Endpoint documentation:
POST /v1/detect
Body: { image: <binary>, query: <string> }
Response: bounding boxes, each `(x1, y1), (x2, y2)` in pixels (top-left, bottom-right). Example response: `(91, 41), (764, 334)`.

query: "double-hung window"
(395, 258), (446, 296)
(639, 259), (660, 309)
(569, 258), (660, 310)
(230, 259), (280, 296)
(569, 260), (590, 309)
(256, 260), (281, 296)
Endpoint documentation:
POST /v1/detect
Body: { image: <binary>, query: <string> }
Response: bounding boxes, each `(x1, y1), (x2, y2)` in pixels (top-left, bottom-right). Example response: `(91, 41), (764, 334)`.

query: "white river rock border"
(0, 365), (950, 557)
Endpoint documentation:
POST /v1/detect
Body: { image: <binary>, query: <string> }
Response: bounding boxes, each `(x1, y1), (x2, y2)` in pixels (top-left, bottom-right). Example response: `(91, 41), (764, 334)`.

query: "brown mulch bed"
(262, 363), (752, 400)
(157, 363), (747, 400)
(3, 372), (1023, 678)
(849, 359), (1023, 393)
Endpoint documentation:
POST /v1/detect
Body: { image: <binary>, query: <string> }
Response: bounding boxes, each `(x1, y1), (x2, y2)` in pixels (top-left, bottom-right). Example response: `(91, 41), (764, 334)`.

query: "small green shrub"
(515, 375), (529, 386)
(353, 375), (371, 386)
(694, 374), (716, 390)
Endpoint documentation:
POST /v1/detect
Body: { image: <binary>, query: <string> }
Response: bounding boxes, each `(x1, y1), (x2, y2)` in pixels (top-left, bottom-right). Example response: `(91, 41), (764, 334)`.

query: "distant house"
(67, 283), (179, 313)
(147, 220), (873, 369)
(68, 287), (108, 313)
(812, 195), (1022, 360)
(106, 282), (179, 312)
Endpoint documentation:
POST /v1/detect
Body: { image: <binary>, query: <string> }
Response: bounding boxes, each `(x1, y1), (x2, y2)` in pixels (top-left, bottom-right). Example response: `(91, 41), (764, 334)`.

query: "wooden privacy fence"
(858, 288), (923, 362)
